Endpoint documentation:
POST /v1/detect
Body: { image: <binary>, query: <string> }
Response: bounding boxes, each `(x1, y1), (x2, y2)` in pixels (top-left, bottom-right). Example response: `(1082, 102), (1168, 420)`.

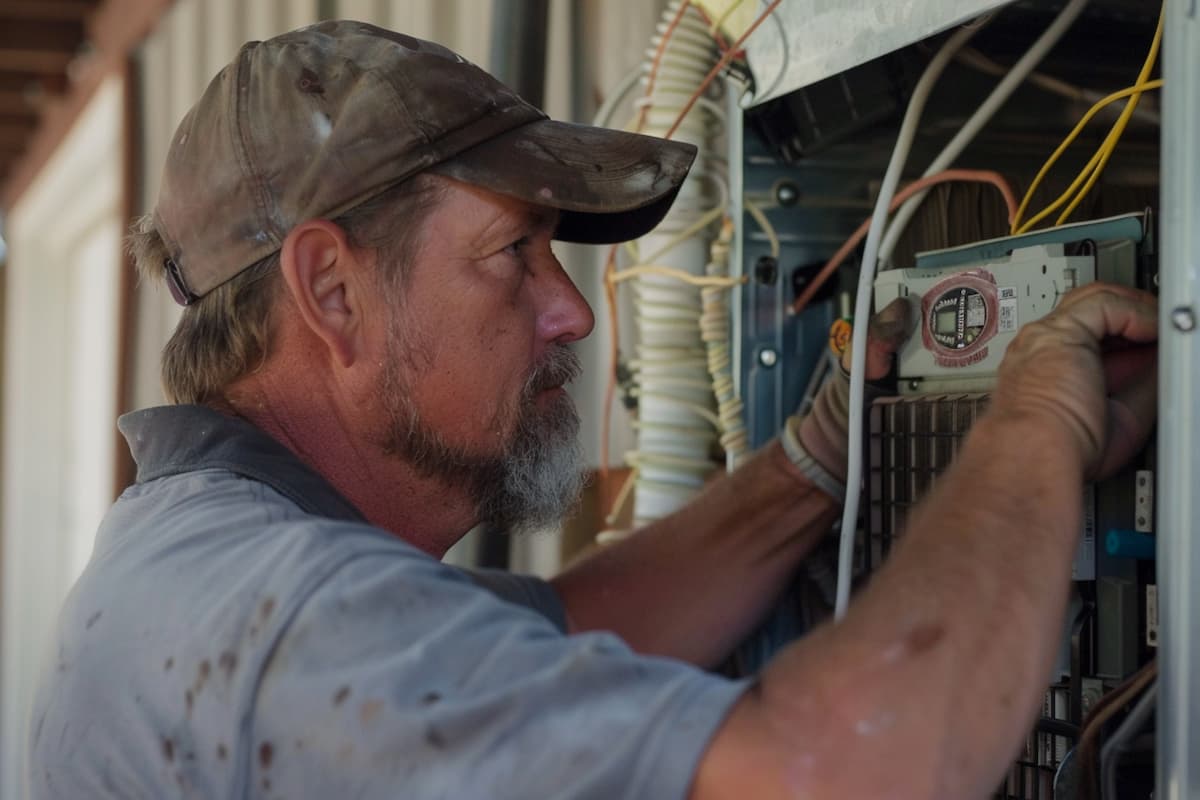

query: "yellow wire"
(1012, 80), (1162, 234)
(744, 199), (781, 259)
(610, 264), (747, 288)
(709, 0), (748, 36)
(1055, 6), (1163, 226)
(1013, 5), (1164, 234)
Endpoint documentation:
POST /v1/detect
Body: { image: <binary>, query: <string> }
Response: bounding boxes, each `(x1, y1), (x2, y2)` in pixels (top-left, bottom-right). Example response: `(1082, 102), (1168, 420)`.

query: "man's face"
(372, 178), (596, 533)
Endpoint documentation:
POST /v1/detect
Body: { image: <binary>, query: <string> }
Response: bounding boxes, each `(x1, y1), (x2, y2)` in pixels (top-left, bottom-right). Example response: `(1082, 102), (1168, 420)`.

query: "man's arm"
(552, 441), (840, 668)
(691, 284), (1158, 798)
(551, 298), (913, 669)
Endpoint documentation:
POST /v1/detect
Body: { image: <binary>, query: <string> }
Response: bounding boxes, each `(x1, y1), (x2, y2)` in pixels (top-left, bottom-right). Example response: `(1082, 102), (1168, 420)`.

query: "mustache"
(523, 346), (581, 397)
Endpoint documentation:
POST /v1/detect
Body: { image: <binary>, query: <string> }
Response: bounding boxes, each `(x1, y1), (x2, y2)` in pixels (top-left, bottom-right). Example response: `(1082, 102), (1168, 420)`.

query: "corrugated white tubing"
(630, 0), (723, 526)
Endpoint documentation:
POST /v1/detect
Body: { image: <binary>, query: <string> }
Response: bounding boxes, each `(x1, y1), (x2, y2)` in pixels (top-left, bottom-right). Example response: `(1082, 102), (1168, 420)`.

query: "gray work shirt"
(29, 405), (747, 799)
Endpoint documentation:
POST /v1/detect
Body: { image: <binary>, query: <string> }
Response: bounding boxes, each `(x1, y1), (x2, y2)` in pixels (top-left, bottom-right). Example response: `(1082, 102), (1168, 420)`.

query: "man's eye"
(503, 236), (530, 257)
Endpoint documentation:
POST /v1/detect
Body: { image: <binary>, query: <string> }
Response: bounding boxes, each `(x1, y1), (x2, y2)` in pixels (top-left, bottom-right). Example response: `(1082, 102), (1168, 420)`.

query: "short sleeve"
(248, 552), (748, 800)
(465, 566), (569, 632)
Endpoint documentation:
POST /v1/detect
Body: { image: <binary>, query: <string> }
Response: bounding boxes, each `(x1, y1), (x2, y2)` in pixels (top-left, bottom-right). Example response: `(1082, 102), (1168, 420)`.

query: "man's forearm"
(698, 414), (1085, 798)
(551, 440), (840, 667)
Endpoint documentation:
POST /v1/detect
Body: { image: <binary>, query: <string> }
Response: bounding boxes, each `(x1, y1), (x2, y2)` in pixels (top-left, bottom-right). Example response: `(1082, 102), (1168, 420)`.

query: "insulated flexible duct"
(629, 1), (725, 526)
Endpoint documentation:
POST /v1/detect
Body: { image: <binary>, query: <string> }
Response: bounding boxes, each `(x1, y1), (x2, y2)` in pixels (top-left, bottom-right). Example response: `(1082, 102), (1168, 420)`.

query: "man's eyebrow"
(469, 205), (559, 251)
(527, 206), (561, 235)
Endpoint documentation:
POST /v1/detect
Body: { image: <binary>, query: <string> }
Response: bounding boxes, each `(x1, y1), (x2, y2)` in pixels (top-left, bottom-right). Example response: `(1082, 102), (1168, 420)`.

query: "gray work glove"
(789, 297), (914, 483)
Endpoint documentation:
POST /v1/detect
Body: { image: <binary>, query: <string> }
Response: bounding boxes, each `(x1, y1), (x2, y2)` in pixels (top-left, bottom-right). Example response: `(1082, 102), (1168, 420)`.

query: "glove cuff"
(781, 415), (846, 504)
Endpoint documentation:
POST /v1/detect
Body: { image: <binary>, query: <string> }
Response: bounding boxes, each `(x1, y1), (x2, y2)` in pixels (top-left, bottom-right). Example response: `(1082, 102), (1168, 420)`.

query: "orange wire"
(604, 1), (690, 484)
(789, 169), (1020, 316)
(665, 0), (784, 140)
(634, 1), (693, 134)
(600, 0), (784, 498)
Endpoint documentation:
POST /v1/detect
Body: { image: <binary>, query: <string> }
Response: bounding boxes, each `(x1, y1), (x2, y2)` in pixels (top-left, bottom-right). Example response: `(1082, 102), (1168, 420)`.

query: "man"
(29, 20), (1158, 799)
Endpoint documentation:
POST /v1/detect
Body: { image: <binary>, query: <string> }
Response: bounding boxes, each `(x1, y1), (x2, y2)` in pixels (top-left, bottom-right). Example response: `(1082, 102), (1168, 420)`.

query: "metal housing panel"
(1157, 0), (1200, 796)
(743, 0), (1011, 107)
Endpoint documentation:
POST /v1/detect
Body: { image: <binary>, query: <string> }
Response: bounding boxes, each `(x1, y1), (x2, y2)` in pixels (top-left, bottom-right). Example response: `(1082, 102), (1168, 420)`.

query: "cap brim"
(429, 119), (697, 244)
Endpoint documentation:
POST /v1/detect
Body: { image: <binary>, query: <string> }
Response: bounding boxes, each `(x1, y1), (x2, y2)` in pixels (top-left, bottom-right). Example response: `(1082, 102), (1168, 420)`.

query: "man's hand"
(796, 297), (914, 478)
(991, 283), (1158, 479)
(691, 284), (1160, 800)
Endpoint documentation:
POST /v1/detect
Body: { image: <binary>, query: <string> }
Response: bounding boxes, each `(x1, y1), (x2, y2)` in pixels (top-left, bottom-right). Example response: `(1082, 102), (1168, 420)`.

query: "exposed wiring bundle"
(790, 169), (1018, 317)
(701, 219), (749, 469)
(624, 0), (726, 527)
(875, 0), (1090, 268)
(598, 0), (783, 534)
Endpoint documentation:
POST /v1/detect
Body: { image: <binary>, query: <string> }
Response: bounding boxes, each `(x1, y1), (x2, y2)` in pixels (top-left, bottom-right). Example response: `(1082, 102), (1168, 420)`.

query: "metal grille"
(997, 685), (1077, 800)
(866, 393), (990, 569)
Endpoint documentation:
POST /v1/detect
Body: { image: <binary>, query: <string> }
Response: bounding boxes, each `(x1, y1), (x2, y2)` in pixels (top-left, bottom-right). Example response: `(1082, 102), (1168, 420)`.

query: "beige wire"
(610, 264), (747, 288)
(604, 467), (640, 527)
(630, 389), (723, 428)
(639, 205), (728, 264)
(744, 199), (781, 259)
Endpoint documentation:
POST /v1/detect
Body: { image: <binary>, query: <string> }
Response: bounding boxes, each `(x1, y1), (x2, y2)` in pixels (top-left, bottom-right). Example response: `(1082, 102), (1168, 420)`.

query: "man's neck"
(213, 381), (475, 559)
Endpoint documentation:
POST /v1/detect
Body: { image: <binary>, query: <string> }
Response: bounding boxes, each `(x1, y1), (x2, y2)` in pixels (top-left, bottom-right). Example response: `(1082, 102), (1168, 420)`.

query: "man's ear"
(279, 220), (366, 368)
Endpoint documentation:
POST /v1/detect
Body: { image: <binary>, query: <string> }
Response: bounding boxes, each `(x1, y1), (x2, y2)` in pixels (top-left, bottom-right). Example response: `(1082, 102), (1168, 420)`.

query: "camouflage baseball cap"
(153, 19), (698, 305)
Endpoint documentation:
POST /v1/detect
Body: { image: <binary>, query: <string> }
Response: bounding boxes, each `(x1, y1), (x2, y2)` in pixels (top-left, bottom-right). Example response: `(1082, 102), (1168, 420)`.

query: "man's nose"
(536, 258), (596, 344)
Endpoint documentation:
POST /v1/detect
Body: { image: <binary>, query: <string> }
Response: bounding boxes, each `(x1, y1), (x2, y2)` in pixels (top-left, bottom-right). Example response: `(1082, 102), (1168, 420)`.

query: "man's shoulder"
(92, 465), (441, 640)
(29, 474), (453, 797)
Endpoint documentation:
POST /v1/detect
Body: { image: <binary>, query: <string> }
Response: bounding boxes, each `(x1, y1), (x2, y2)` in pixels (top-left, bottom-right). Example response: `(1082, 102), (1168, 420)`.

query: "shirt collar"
(118, 404), (366, 523)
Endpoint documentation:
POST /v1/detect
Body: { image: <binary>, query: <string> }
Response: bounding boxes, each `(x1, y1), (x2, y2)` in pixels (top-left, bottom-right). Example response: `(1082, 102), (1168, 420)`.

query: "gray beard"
(379, 341), (587, 535)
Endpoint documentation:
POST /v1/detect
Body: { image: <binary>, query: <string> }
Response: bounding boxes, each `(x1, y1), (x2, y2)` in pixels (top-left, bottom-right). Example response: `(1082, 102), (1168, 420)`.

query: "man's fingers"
(1055, 284), (1159, 346)
(1095, 362), (1158, 479)
(990, 282), (1158, 478)
(1102, 344), (1157, 392)
(868, 297), (914, 347)
(841, 297), (914, 379)
(1101, 344), (1158, 479)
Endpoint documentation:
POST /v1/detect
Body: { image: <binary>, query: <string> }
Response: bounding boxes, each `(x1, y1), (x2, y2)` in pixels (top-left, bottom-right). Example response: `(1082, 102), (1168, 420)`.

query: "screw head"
(1172, 306), (1196, 332)
(759, 348), (778, 368)
(775, 182), (800, 207)
(908, 379), (921, 391)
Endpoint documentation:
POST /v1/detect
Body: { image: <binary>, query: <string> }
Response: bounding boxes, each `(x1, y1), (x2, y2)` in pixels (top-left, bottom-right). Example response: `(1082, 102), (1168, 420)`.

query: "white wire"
(876, 0), (1089, 268)
(592, 64), (645, 128)
(834, 19), (986, 622)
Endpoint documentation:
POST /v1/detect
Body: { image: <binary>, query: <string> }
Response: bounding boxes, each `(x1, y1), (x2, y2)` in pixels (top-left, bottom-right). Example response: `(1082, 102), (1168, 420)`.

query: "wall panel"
(1, 78), (123, 800)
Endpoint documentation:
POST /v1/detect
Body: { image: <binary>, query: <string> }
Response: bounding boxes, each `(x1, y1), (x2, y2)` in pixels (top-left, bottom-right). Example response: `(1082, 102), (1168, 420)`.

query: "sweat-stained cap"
(152, 20), (697, 305)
